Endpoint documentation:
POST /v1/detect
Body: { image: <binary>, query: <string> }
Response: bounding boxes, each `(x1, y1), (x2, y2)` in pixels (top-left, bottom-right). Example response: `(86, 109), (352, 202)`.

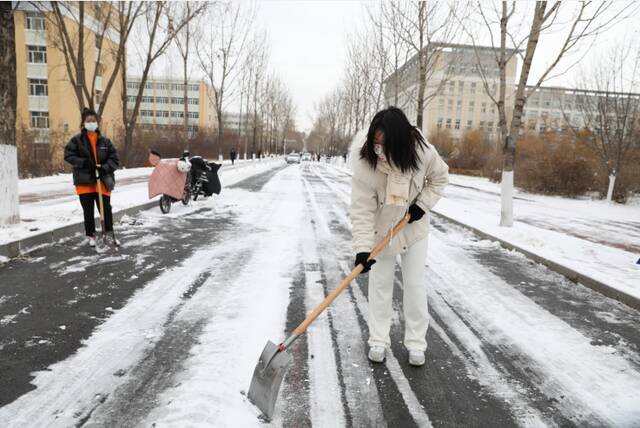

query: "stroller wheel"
(160, 194), (172, 213)
(182, 191), (191, 206)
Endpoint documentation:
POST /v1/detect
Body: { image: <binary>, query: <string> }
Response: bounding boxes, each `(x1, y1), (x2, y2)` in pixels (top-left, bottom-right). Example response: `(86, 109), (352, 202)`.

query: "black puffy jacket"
(64, 130), (119, 186)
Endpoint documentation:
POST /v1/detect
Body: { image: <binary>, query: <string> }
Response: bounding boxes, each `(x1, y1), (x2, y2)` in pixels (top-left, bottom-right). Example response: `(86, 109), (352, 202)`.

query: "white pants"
(367, 238), (429, 352)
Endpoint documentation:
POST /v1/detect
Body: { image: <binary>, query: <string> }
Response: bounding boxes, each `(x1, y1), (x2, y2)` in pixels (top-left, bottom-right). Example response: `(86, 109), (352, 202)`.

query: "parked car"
(301, 152), (312, 162)
(286, 152), (301, 164)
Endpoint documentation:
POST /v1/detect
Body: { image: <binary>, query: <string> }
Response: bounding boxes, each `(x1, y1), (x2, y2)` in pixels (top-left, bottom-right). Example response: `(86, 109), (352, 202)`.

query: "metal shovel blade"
(247, 340), (293, 421)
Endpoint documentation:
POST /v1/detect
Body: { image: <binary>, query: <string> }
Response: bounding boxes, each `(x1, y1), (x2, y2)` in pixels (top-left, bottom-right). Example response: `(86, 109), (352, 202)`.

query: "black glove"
(355, 252), (376, 273)
(99, 163), (111, 173)
(408, 203), (425, 223)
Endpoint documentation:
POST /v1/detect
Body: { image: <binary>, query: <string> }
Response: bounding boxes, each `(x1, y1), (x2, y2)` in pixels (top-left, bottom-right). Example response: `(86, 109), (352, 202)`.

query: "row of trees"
(33, 1), (297, 165)
(311, 1), (639, 226)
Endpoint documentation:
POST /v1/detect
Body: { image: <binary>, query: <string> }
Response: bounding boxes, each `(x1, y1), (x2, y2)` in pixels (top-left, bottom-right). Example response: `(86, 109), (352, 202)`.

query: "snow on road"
(1, 161), (639, 427)
(0, 159), (281, 247)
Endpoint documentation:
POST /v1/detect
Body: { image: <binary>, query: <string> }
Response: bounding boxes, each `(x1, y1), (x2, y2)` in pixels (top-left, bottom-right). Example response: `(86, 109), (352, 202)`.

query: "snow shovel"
(95, 165), (119, 252)
(247, 213), (411, 420)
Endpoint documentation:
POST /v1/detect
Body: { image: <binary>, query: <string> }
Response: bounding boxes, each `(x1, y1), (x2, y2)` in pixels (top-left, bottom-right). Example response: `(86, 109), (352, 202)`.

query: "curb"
(321, 162), (640, 311)
(431, 210), (640, 311)
(0, 199), (159, 260)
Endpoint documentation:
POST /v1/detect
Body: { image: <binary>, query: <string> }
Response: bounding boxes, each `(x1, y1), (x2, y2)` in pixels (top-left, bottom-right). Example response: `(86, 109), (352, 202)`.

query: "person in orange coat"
(64, 108), (119, 247)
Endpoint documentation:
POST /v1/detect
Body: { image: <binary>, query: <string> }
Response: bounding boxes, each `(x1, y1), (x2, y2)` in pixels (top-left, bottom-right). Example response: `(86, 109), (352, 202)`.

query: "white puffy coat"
(350, 130), (449, 257)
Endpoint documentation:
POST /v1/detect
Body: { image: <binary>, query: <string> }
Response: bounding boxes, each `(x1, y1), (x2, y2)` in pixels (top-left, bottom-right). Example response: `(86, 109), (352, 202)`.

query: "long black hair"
(359, 107), (427, 173)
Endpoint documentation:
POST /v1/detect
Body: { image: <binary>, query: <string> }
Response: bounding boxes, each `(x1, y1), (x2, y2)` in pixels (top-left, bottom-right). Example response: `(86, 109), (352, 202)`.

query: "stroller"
(148, 150), (221, 214)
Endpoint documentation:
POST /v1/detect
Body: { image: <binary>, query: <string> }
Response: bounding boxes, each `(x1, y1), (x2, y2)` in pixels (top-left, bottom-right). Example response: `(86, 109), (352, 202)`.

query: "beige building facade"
(13, 2), (123, 163)
(385, 43), (518, 143)
(125, 77), (218, 135)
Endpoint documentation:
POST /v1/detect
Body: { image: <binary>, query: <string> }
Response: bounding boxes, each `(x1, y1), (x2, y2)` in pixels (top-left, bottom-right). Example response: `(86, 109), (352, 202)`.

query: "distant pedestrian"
(64, 108), (119, 247)
(350, 107), (448, 367)
(230, 148), (237, 165)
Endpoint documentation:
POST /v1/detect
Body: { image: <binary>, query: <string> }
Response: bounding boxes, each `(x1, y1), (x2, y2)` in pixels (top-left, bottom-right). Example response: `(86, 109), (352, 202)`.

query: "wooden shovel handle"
(292, 214), (411, 336)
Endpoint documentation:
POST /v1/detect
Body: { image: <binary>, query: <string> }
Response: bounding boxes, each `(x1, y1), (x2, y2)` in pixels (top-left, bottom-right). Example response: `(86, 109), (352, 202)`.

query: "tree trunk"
(415, 3), (426, 129)
(500, 2), (545, 227)
(183, 59), (189, 149)
(606, 173), (616, 203)
(0, 2), (19, 225)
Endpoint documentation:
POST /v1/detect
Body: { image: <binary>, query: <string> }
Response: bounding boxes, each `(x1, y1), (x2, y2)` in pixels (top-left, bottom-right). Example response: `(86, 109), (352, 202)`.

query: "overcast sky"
(255, 1), (365, 132)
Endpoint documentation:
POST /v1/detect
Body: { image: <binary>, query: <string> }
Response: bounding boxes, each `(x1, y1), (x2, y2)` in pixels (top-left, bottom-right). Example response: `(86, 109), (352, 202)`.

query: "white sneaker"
(408, 349), (425, 367)
(368, 346), (386, 363)
(87, 236), (96, 247)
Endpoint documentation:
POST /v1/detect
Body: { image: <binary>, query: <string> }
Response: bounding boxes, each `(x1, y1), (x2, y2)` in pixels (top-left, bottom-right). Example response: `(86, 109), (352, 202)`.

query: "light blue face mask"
(374, 143), (387, 162)
(85, 122), (98, 132)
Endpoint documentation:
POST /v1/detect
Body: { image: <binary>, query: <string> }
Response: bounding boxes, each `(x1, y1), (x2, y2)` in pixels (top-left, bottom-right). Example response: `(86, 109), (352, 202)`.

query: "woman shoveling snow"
(350, 106), (449, 367)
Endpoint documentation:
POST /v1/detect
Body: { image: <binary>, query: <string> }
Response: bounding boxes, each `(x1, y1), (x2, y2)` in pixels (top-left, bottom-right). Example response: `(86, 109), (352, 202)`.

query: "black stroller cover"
(189, 156), (221, 196)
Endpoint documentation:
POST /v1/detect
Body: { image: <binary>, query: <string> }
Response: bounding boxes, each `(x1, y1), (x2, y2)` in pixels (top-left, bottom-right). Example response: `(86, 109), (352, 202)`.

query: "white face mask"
(374, 143), (387, 162)
(85, 122), (98, 132)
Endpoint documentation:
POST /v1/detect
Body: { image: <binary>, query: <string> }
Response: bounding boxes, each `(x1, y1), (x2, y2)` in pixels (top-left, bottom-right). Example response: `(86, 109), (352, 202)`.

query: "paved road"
(1, 162), (639, 427)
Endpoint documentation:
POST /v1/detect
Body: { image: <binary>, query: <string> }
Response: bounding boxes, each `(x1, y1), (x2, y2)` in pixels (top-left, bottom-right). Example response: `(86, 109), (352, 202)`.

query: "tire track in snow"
(308, 163), (553, 427)
(301, 171), (388, 427)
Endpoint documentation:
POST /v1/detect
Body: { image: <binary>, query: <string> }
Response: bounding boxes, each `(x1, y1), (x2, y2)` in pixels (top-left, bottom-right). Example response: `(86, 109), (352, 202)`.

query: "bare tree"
(197, 3), (254, 158)
(470, 1), (638, 226)
(121, 1), (204, 165)
(37, 1), (144, 119)
(0, 1), (19, 224)
(568, 41), (640, 201)
(171, 2), (207, 145)
(368, 2), (411, 107)
(387, 1), (465, 129)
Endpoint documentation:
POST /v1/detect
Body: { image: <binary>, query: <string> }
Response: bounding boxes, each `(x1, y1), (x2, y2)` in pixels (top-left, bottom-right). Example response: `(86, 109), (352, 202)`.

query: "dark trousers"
(79, 193), (113, 236)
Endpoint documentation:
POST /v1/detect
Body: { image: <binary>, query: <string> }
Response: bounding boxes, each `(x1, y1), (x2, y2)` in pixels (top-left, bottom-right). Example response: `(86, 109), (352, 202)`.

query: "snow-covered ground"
(1, 162), (639, 426)
(329, 158), (640, 303)
(0, 159), (278, 247)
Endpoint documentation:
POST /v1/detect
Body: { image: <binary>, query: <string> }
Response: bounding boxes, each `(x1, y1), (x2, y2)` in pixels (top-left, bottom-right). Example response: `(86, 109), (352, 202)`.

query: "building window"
(95, 90), (102, 106)
(481, 102), (487, 113)
(479, 120), (485, 130)
(188, 98), (199, 105)
(156, 96), (169, 104)
(156, 83), (169, 90)
(466, 120), (473, 129)
(140, 110), (154, 117)
(171, 111), (184, 118)
(27, 45), (47, 64)
(448, 81), (454, 94)
(437, 118), (443, 129)
(127, 96), (136, 103)
(144, 82), (153, 89)
(28, 78), (48, 96)
(454, 119), (461, 130)
(171, 83), (184, 91)
(445, 118), (452, 129)
(468, 101), (474, 113)
(487, 121), (493, 132)
(127, 81), (139, 90)
(456, 100), (462, 111)
(470, 82), (476, 94)
(188, 111), (199, 119)
(30, 111), (49, 128)
(33, 143), (50, 161)
(95, 62), (103, 77)
(458, 81), (464, 94)
(141, 96), (153, 103)
(171, 97), (184, 105)
(188, 84), (199, 92)
(156, 110), (169, 118)
(25, 12), (45, 31)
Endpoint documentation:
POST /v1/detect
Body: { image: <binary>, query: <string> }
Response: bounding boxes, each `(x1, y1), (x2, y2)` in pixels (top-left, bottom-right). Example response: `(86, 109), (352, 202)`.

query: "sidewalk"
(0, 159), (280, 260)
(325, 159), (640, 309)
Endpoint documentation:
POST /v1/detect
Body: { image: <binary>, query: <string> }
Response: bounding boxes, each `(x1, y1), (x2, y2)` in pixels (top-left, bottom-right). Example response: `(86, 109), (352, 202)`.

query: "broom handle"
(95, 165), (106, 230)
(292, 214), (411, 337)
